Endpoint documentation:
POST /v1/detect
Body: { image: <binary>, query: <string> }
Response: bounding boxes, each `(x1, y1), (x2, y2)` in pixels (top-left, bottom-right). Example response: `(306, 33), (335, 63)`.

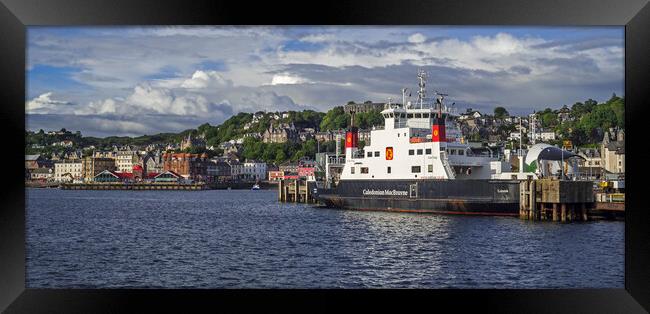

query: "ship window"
(361, 167), (369, 174)
(426, 148), (432, 154)
(459, 150), (464, 155)
(411, 166), (421, 173)
(417, 149), (423, 155)
(351, 167), (355, 174)
(423, 113), (430, 118)
(374, 151), (380, 157)
(397, 133), (400, 137)
(415, 113), (422, 118)
(440, 146), (445, 151)
(389, 113), (394, 118)
(409, 149), (414, 155)
(428, 165), (433, 172)
(407, 113), (413, 118)
(367, 151), (372, 157)
(387, 166), (391, 173)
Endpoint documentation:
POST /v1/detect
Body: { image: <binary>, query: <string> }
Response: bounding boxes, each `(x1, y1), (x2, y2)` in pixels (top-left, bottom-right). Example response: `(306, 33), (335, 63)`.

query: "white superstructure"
(340, 71), (533, 181)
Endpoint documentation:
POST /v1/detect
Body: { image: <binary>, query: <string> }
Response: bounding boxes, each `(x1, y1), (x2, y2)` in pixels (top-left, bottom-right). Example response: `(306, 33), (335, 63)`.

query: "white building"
(240, 160), (267, 181)
(540, 131), (556, 141)
(116, 150), (139, 173)
(54, 160), (83, 182)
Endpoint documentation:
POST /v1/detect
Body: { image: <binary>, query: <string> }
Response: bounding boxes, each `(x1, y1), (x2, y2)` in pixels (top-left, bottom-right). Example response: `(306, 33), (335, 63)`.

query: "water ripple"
(26, 188), (624, 288)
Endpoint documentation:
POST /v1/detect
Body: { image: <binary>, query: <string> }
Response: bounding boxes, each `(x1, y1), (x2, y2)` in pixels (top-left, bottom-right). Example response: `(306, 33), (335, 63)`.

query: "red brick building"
(162, 152), (210, 181)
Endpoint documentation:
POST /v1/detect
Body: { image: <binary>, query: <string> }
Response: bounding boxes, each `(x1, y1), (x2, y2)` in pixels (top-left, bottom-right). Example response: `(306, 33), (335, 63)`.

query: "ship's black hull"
(316, 179), (521, 216)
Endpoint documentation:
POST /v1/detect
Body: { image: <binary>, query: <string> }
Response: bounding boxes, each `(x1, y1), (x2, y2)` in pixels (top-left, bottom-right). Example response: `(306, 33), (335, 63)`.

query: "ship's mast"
(417, 69), (427, 109)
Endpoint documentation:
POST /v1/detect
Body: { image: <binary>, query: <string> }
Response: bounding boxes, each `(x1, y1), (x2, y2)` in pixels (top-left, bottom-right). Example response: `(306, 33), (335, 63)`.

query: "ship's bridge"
(380, 104), (407, 129)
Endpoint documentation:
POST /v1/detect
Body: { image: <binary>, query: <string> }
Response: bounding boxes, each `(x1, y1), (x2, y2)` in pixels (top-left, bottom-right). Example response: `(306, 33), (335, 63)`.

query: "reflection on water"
(26, 188), (623, 288)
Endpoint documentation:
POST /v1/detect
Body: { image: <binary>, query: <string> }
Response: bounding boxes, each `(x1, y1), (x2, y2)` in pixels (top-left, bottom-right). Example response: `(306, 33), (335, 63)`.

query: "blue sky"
(26, 26), (624, 137)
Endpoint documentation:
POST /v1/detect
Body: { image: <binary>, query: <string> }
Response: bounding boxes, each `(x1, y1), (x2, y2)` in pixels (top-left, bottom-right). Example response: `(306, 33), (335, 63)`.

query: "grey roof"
(607, 141), (625, 154)
(25, 154), (41, 161)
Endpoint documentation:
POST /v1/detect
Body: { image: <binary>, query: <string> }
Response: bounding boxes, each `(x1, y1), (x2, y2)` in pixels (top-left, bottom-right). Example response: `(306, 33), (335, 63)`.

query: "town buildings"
(601, 128), (625, 175)
(54, 160), (83, 182)
(262, 123), (299, 143)
(343, 101), (386, 114)
(116, 149), (139, 173)
(162, 152), (210, 181)
(82, 157), (117, 181)
(239, 160), (267, 181)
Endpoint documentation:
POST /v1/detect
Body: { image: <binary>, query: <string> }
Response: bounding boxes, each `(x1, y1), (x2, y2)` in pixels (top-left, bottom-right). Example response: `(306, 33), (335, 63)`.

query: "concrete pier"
(60, 182), (208, 190)
(277, 179), (317, 204)
(519, 179), (623, 222)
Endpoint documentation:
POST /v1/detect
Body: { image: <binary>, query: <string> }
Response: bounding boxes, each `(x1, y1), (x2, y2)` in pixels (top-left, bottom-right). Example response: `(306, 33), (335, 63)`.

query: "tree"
(493, 107), (509, 119)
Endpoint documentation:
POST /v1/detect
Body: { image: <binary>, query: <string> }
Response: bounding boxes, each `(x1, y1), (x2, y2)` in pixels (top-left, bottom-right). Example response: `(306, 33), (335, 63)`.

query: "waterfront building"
(577, 148), (603, 179)
(207, 160), (231, 182)
(30, 168), (54, 182)
(93, 170), (134, 183)
(601, 129), (625, 175)
(297, 160), (317, 179)
(268, 170), (284, 182)
(240, 160), (267, 181)
(25, 154), (53, 170)
(162, 152), (210, 181)
(54, 160), (83, 182)
(116, 149), (139, 173)
(228, 160), (242, 180)
(154, 170), (183, 183)
(82, 157), (117, 181)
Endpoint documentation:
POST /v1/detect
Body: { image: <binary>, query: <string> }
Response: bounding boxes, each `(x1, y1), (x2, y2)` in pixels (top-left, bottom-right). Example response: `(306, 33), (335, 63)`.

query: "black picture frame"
(1, 0), (649, 312)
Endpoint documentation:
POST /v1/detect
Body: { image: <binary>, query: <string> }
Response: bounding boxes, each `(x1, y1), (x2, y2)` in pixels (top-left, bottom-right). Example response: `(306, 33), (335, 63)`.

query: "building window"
(351, 167), (355, 174)
(409, 149), (414, 155)
(459, 150), (464, 156)
(426, 148), (432, 155)
(374, 151), (380, 157)
(428, 165), (433, 172)
(387, 167), (391, 174)
(361, 167), (369, 174)
(417, 149), (423, 155)
(411, 166), (421, 173)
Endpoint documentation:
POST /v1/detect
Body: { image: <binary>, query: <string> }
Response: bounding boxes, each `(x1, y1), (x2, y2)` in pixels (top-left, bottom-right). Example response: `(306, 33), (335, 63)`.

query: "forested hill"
(25, 94), (624, 163)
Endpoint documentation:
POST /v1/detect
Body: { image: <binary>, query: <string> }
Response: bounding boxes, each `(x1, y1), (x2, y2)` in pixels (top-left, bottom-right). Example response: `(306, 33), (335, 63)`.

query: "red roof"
(132, 165), (143, 171)
(114, 171), (133, 179)
(146, 172), (159, 179)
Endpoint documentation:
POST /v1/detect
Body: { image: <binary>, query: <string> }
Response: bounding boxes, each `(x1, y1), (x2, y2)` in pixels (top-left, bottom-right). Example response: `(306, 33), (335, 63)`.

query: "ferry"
(315, 70), (536, 216)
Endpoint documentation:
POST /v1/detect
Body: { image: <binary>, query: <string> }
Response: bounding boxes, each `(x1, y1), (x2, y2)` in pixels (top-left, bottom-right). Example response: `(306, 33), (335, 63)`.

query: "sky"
(26, 26), (624, 137)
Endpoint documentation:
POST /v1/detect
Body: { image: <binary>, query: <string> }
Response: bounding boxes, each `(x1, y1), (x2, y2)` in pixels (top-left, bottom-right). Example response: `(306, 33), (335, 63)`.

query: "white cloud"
(408, 33), (426, 43)
(270, 73), (310, 85)
(26, 92), (74, 114)
(26, 26), (624, 135)
(300, 33), (336, 43)
(179, 70), (232, 89)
